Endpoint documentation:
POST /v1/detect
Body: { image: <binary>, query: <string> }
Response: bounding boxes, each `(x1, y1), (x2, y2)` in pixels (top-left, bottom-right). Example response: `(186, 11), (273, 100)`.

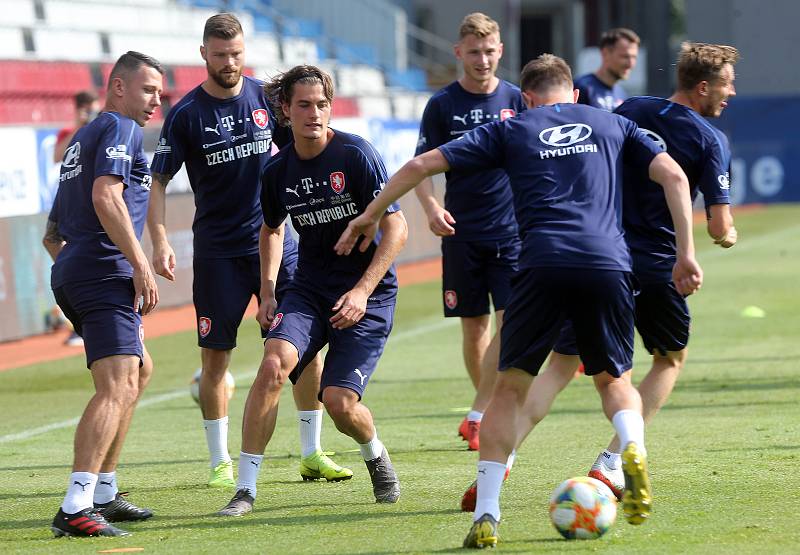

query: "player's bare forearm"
(42, 219), (65, 261)
(413, 177), (440, 215)
(353, 211), (408, 296)
(649, 153), (695, 259)
(707, 203), (737, 247)
(259, 223), (285, 298)
(147, 172), (173, 247)
(93, 177), (149, 271)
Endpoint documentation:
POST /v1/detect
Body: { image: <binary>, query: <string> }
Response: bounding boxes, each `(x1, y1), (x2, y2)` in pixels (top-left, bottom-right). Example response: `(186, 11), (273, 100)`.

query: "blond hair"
(677, 42), (739, 90)
(459, 12), (500, 39)
(520, 53), (573, 93)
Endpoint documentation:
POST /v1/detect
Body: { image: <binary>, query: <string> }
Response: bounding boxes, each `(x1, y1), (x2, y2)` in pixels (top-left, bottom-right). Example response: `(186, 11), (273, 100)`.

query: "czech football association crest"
(252, 109), (269, 129)
(444, 290), (458, 309)
(500, 109), (516, 121)
(269, 312), (284, 332)
(330, 172), (346, 194)
(198, 317), (212, 338)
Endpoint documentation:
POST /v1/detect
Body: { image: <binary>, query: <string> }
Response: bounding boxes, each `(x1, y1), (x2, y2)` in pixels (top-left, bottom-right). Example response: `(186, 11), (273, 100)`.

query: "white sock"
(237, 452), (263, 498)
(467, 410), (483, 422)
(359, 434), (385, 461)
(474, 460), (506, 521)
(600, 449), (622, 469)
(298, 410), (322, 457)
(505, 450), (516, 472)
(612, 409), (646, 454)
(93, 471), (118, 504)
(62, 472), (97, 514)
(204, 416), (232, 468)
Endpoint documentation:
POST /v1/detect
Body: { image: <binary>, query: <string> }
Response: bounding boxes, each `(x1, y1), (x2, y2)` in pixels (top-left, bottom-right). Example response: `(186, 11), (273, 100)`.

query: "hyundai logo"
(539, 124), (592, 147)
(62, 142), (81, 168)
(639, 128), (667, 152)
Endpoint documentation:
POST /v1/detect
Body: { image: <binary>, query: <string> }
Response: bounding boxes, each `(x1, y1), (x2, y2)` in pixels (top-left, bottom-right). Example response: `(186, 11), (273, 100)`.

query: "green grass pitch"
(1, 204), (799, 554)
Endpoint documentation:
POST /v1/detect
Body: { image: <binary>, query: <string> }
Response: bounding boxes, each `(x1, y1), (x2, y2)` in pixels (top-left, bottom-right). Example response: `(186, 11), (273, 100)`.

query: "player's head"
(74, 90), (99, 125)
(676, 41), (739, 117)
(107, 51), (164, 127)
(598, 28), (640, 82)
(265, 65), (335, 140)
(201, 13), (245, 89)
(455, 12), (503, 86)
(519, 54), (577, 107)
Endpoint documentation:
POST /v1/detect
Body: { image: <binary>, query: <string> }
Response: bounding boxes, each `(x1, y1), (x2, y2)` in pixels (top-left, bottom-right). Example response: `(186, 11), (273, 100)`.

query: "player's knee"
(254, 354), (289, 391)
(321, 387), (358, 421)
(654, 349), (687, 369)
(138, 351), (153, 392)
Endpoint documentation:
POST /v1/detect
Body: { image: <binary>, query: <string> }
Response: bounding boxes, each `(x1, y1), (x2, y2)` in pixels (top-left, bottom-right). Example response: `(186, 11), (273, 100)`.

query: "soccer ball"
(189, 368), (235, 405)
(549, 476), (617, 539)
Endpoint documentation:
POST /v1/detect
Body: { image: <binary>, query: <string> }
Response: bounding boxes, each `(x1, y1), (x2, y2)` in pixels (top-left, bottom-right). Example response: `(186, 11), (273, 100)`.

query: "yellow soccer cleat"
(463, 513), (499, 549)
(208, 460), (236, 489)
(621, 442), (653, 525)
(300, 450), (354, 482)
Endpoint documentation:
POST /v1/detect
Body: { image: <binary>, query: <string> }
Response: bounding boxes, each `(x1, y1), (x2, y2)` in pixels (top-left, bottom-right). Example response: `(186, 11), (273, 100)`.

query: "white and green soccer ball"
(189, 368), (235, 405)
(549, 476), (617, 539)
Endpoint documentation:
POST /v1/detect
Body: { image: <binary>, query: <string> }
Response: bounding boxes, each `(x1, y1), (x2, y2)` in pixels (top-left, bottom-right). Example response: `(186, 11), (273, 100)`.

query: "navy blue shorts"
(499, 268), (635, 377)
(441, 238), (520, 317)
(193, 249), (297, 350)
(635, 281), (690, 356)
(553, 319), (580, 356)
(266, 288), (394, 399)
(53, 278), (143, 369)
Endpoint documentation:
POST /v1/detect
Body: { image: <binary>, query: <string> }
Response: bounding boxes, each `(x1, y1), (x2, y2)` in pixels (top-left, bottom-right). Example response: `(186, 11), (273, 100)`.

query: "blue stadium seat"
(386, 68), (428, 91)
(281, 16), (322, 38)
(336, 41), (379, 67)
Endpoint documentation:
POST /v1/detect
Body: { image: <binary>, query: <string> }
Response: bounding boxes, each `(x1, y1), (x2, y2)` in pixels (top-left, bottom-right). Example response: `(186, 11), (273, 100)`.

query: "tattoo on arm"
(151, 172), (175, 188)
(44, 219), (64, 244)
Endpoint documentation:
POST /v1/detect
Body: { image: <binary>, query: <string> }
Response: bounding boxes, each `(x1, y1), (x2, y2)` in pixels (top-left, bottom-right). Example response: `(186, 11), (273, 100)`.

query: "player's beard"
(207, 64), (241, 89)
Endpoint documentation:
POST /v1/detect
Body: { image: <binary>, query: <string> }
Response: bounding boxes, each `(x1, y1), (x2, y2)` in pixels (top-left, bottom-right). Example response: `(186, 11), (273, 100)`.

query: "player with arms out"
(574, 28), (639, 111)
(414, 12), (525, 453)
(217, 65), (407, 516)
(48, 51), (163, 537)
(149, 14), (350, 490)
(336, 54), (702, 548)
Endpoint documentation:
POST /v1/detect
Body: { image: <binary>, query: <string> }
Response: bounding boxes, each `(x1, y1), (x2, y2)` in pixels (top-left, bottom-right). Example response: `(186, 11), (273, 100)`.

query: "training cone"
(741, 305), (766, 318)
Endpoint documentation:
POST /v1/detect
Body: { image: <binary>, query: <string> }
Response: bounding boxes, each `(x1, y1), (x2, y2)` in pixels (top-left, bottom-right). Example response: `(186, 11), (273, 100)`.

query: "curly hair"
(263, 65), (335, 127)
(677, 42), (740, 90)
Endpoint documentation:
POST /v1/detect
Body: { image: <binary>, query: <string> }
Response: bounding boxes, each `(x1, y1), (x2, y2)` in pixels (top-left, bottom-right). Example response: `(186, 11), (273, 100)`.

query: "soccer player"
(53, 90), (100, 163)
(217, 65), (407, 516)
(49, 51), (163, 537)
(149, 14), (350, 489)
(414, 12), (525, 452)
(574, 28), (639, 111)
(336, 54), (702, 548)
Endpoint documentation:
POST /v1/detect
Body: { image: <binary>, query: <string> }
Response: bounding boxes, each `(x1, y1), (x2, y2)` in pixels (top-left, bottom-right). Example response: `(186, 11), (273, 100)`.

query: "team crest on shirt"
(198, 317), (212, 338)
(252, 109), (269, 129)
(444, 290), (458, 309)
(330, 172), (346, 194)
(269, 312), (284, 332)
(500, 109), (516, 121)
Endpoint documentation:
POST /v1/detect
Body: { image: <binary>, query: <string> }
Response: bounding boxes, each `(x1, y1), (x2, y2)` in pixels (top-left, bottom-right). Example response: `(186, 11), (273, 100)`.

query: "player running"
(49, 51), (163, 537)
(336, 53), (702, 548)
(574, 28), (640, 111)
(217, 65), (407, 517)
(149, 14), (350, 489)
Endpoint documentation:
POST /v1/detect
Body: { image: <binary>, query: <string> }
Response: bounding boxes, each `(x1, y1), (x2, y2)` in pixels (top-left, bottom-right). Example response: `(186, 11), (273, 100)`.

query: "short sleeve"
(151, 105), (188, 177)
(415, 96), (449, 155)
(698, 131), (732, 207)
(621, 117), (661, 170)
(438, 120), (505, 174)
(350, 141), (399, 214)
(94, 117), (137, 186)
(260, 161), (288, 229)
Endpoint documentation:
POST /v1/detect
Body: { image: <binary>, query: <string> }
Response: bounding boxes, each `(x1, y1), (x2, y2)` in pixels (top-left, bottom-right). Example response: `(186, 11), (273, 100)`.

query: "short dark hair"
(264, 65), (335, 127)
(74, 90), (98, 108)
(676, 41), (740, 91)
(599, 28), (640, 49)
(109, 51), (165, 83)
(520, 54), (573, 94)
(203, 13), (243, 43)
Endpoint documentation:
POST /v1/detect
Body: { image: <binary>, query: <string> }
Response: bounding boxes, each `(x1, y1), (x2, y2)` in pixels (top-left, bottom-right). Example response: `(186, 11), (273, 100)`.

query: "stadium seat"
(0, 0), (37, 26)
(331, 96), (360, 118)
(282, 37), (319, 65)
(0, 27), (27, 59)
(356, 96), (392, 119)
(281, 16), (322, 38)
(33, 29), (104, 61)
(337, 65), (385, 96)
(109, 33), (200, 65)
(386, 68), (428, 92)
(335, 41), (379, 67)
(247, 34), (282, 65)
(0, 61), (93, 95)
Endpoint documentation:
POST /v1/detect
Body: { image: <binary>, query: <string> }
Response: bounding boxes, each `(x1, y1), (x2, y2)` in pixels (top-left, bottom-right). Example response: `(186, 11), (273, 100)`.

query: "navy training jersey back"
(151, 76), (284, 258)
(615, 96), (732, 282)
(438, 103), (662, 272)
(574, 73), (628, 112)
(51, 111), (150, 287)
(415, 80), (525, 242)
(261, 130), (400, 306)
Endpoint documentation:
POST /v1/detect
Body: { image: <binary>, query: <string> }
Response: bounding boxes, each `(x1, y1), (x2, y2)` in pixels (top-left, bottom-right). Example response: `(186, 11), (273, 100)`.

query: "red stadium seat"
(0, 61), (93, 96)
(332, 96), (360, 117)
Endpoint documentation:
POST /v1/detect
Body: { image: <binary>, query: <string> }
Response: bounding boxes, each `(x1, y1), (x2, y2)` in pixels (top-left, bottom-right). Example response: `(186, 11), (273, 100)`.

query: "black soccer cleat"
(217, 488), (255, 517)
(51, 507), (130, 537)
(94, 492), (153, 522)
(365, 448), (400, 503)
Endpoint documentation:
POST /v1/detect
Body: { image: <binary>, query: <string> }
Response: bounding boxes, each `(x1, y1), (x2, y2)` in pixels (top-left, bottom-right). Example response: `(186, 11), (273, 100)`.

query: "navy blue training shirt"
(615, 96), (732, 282)
(415, 80), (525, 242)
(574, 73), (628, 112)
(261, 130), (400, 307)
(152, 76), (290, 258)
(438, 103), (662, 272)
(51, 111), (151, 288)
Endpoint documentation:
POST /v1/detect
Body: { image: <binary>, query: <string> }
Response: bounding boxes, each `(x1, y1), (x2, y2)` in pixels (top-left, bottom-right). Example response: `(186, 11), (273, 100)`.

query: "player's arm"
(257, 222), (285, 329)
(330, 210), (408, 330)
(53, 131), (76, 164)
(414, 177), (455, 236)
(648, 152), (703, 295)
(93, 175), (158, 314)
(706, 204), (736, 248)
(335, 149), (450, 255)
(147, 171), (177, 281)
(42, 218), (65, 261)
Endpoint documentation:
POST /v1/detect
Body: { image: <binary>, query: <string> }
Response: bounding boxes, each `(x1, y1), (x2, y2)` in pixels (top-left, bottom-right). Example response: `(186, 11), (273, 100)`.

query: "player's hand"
(713, 226), (737, 248)
(330, 287), (368, 329)
(152, 242), (177, 281)
(672, 255), (703, 296)
(133, 263), (159, 315)
(257, 291), (277, 330)
(426, 205), (456, 237)
(335, 213), (380, 255)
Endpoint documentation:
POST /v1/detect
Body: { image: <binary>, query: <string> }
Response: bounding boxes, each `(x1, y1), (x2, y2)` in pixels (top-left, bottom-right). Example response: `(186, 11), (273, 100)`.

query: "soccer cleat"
(460, 469), (510, 512)
(208, 460), (236, 488)
(458, 417), (469, 441)
(51, 507), (130, 537)
(588, 453), (624, 500)
(464, 420), (480, 451)
(95, 492), (153, 522)
(365, 448), (400, 503)
(463, 513), (499, 549)
(217, 488), (255, 517)
(299, 450), (354, 482)
(621, 442), (652, 525)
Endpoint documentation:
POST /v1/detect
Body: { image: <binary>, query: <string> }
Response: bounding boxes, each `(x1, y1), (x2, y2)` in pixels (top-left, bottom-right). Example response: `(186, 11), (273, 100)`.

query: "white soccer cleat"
(588, 451), (624, 500)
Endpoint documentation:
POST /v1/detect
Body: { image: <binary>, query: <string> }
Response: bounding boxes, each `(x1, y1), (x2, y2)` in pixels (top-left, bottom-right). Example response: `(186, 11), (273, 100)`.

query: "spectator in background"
(574, 28), (640, 111)
(53, 90), (100, 163)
